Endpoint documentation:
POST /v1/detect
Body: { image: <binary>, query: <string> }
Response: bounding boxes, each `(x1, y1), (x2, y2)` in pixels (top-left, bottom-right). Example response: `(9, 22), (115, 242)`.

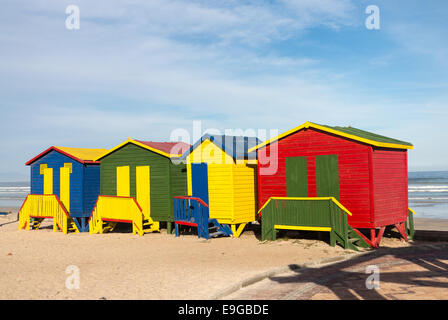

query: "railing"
(406, 207), (416, 239)
(18, 194), (72, 233)
(259, 197), (353, 248)
(88, 196), (144, 236)
(173, 196), (210, 238)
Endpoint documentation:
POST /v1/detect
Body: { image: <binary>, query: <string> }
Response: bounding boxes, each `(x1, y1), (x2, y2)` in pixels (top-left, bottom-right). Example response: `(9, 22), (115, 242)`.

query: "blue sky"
(0, 0), (447, 181)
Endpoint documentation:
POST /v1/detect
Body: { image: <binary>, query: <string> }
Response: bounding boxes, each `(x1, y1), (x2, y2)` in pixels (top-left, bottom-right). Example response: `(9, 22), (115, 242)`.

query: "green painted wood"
(315, 154), (340, 200)
(99, 143), (188, 223)
(407, 209), (415, 239)
(285, 156), (308, 197)
(316, 123), (413, 147)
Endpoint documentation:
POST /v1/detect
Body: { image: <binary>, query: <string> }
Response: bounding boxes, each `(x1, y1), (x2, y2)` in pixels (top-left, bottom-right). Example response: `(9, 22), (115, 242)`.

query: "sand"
(0, 208), (413, 300)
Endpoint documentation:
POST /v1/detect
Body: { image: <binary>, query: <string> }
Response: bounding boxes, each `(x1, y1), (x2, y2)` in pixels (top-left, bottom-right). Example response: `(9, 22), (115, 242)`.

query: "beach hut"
(250, 121), (414, 249)
(176, 134), (260, 238)
(18, 146), (108, 233)
(89, 138), (190, 235)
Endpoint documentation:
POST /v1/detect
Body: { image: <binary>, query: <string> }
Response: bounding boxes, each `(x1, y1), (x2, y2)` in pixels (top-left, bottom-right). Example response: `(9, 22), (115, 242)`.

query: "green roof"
(317, 123), (413, 147)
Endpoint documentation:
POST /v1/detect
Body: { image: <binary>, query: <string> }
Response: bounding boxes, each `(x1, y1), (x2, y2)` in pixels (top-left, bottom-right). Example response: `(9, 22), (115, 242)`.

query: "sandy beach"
(0, 206), (422, 300)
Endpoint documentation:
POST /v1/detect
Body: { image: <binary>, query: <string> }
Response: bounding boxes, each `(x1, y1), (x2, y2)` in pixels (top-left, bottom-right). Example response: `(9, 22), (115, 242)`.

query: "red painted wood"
(174, 221), (198, 227)
(257, 127), (409, 230)
(25, 146), (101, 165)
(258, 128), (372, 227)
(173, 196), (209, 208)
(376, 227), (386, 247)
(371, 148), (408, 227)
(102, 218), (133, 224)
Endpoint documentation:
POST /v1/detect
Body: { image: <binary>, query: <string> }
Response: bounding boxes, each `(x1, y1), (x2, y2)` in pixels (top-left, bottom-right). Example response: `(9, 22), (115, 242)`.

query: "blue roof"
(180, 134), (261, 161)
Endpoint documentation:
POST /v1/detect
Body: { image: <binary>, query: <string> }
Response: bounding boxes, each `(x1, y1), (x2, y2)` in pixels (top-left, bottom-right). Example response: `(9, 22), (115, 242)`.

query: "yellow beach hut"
(180, 134), (260, 237)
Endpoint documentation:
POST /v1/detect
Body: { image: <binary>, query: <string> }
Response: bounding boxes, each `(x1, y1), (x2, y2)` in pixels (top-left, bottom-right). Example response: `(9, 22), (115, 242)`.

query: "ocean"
(1, 171), (448, 218)
(408, 171), (448, 219)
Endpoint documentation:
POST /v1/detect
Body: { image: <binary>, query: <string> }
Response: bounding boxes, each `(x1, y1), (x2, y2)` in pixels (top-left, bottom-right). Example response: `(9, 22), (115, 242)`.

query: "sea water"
(408, 171), (448, 219)
(1, 171), (447, 218)
(0, 181), (30, 208)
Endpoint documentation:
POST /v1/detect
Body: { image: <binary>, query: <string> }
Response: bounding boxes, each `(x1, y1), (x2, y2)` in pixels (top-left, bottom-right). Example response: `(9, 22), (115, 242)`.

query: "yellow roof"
(54, 146), (109, 162)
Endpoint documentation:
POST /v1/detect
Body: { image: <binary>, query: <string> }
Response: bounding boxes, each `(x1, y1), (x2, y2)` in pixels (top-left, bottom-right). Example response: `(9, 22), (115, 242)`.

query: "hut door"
(191, 163), (209, 204)
(43, 167), (53, 195)
(136, 166), (150, 220)
(116, 166), (130, 197)
(60, 165), (71, 211)
(315, 155), (339, 200)
(286, 156), (308, 197)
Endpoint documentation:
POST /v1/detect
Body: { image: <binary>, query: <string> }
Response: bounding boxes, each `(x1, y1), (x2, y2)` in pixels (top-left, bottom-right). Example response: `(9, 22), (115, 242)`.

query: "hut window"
(39, 164), (47, 174)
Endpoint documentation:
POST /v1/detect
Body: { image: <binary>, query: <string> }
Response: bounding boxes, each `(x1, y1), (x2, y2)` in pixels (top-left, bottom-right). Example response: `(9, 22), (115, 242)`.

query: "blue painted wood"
(173, 196), (233, 239)
(191, 163), (209, 204)
(83, 164), (101, 217)
(29, 149), (101, 231)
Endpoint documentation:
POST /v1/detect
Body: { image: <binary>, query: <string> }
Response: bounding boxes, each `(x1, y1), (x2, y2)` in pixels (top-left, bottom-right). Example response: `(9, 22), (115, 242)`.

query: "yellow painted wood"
(186, 139), (234, 165)
(249, 121), (413, 152)
(89, 196), (144, 236)
(186, 139), (257, 225)
(55, 146), (108, 162)
(40, 164), (47, 174)
(207, 164), (234, 221)
(60, 166), (70, 212)
(136, 166), (150, 220)
(43, 167), (53, 195)
(258, 196), (352, 216)
(116, 166), (130, 197)
(17, 194), (78, 234)
(409, 207), (417, 215)
(232, 223), (247, 238)
(232, 164), (257, 223)
(187, 163), (192, 196)
(274, 225), (332, 232)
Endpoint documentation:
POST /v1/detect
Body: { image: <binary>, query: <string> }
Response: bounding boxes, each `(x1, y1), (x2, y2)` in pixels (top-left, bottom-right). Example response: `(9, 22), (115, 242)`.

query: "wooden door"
(285, 156), (308, 197)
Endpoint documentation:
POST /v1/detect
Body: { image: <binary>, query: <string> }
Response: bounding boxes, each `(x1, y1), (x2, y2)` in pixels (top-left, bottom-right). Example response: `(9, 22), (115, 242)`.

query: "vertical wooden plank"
(187, 163), (193, 196)
(116, 166), (130, 197)
(191, 163), (209, 204)
(43, 168), (53, 195)
(315, 154), (339, 200)
(60, 167), (70, 212)
(285, 156), (308, 197)
(136, 166), (150, 220)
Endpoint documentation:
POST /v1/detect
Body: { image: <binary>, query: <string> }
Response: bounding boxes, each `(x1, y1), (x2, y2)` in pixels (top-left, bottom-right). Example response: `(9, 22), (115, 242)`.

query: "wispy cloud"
(0, 0), (447, 179)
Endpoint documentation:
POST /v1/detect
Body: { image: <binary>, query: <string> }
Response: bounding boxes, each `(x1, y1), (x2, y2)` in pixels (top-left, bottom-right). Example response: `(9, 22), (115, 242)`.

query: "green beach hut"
(90, 138), (190, 235)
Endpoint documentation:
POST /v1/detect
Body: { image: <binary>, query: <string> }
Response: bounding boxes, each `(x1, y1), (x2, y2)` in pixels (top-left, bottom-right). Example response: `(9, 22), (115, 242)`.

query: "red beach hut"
(250, 121), (414, 248)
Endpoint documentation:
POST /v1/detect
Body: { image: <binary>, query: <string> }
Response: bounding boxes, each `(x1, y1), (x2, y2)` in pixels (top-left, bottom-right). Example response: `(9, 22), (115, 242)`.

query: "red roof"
(134, 140), (191, 156)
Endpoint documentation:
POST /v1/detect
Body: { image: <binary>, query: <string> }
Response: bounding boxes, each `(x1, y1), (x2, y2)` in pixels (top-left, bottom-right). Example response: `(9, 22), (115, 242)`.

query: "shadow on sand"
(266, 240), (448, 300)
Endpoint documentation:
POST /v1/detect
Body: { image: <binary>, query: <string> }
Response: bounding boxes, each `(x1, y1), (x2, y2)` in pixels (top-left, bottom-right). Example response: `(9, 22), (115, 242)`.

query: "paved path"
(225, 243), (448, 300)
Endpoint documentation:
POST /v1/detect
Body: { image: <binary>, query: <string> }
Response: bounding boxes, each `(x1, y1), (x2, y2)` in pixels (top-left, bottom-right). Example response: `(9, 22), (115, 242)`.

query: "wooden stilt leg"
(395, 222), (408, 242)
(370, 229), (377, 248)
(375, 227), (386, 247)
(330, 230), (336, 247)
